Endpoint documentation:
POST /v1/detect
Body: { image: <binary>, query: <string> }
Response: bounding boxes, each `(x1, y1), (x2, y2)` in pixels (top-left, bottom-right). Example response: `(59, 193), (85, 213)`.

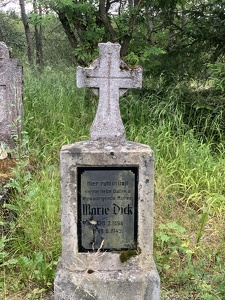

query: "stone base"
(54, 140), (160, 299)
(54, 258), (160, 300)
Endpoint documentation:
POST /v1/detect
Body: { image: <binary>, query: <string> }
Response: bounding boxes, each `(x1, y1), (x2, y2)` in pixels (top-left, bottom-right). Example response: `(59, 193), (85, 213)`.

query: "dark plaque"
(78, 167), (138, 252)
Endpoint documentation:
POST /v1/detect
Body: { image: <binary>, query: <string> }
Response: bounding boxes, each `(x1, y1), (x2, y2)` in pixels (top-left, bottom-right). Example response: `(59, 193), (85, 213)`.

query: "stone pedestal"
(54, 140), (160, 300)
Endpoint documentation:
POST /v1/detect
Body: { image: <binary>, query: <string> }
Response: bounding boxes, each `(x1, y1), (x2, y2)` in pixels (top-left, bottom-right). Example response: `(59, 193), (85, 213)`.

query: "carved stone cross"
(77, 42), (142, 142)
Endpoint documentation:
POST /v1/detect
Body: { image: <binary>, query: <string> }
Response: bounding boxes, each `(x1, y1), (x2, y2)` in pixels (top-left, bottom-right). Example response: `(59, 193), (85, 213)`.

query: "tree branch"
(57, 11), (78, 49)
(99, 0), (117, 42)
(120, 0), (142, 56)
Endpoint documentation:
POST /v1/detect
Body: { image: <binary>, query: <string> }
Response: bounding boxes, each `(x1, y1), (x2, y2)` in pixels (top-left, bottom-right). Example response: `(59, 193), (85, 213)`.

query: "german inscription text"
(78, 167), (138, 251)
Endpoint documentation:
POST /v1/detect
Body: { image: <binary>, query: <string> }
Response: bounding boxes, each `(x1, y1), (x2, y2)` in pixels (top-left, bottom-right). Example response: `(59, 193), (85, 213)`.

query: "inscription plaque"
(78, 167), (138, 252)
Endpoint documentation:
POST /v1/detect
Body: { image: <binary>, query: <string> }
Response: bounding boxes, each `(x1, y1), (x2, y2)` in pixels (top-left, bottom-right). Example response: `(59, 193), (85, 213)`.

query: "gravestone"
(0, 42), (23, 151)
(54, 42), (160, 299)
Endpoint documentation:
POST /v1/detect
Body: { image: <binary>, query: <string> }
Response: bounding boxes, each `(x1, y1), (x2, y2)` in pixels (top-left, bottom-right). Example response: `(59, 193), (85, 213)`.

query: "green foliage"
(196, 211), (209, 244)
(42, 14), (75, 66)
(155, 219), (224, 299)
(1, 1), (225, 299)
(1, 165), (60, 296)
(24, 66), (94, 161)
(17, 251), (57, 288)
(0, 11), (26, 57)
(155, 222), (189, 271)
(208, 62), (225, 92)
(5, 160), (31, 195)
(1, 0), (225, 79)
(155, 130), (225, 215)
(1, 65), (225, 299)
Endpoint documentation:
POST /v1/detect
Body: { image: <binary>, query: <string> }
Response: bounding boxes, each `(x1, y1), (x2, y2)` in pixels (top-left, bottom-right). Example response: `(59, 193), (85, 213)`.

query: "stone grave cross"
(77, 42), (142, 141)
(54, 42), (160, 300)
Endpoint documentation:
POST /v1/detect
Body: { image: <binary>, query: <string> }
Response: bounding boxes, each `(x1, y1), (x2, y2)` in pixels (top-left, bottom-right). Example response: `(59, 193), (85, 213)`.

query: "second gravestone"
(54, 42), (160, 299)
(0, 42), (23, 151)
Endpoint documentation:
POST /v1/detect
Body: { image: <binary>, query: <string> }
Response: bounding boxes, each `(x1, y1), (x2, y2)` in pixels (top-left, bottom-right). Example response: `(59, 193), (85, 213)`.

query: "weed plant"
(1, 66), (225, 299)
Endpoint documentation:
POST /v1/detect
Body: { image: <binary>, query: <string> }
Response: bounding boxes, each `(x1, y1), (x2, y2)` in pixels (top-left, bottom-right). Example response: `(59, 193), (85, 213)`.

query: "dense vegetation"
(0, 1), (225, 299)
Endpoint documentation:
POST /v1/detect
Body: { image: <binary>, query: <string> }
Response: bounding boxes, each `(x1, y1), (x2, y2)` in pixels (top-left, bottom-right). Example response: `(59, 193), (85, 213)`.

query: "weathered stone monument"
(0, 42), (23, 151)
(54, 42), (160, 299)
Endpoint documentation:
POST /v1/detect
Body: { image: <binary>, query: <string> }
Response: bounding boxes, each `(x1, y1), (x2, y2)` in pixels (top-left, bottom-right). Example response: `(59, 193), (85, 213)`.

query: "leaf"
(2, 258), (18, 266)
(167, 222), (186, 233)
(160, 234), (170, 243)
(3, 203), (19, 211)
(164, 264), (170, 270)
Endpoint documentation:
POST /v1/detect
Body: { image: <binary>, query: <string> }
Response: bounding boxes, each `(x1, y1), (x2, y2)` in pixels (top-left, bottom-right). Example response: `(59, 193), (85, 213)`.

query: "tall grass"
(1, 66), (225, 299)
(121, 81), (225, 216)
(24, 67), (96, 162)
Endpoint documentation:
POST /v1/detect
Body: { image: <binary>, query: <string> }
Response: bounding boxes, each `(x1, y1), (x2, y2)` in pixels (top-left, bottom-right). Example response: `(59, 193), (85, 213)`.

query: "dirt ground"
(0, 157), (17, 184)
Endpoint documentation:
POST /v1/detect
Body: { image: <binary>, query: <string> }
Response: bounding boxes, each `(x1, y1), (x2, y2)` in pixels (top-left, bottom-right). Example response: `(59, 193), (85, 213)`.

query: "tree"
(0, 10), (25, 56)
(19, 0), (34, 64)
(47, 0), (225, 84)
(32, 0), (43, 67)
(50, 0), (144, 65)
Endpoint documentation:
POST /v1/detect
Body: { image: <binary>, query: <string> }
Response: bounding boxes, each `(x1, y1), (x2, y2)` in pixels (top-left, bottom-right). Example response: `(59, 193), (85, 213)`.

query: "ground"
(0, 157), (17, 185)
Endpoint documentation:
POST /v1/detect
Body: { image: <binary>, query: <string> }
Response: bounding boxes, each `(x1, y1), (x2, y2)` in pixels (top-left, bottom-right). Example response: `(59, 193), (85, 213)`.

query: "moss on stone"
(119, 247), (141, 263)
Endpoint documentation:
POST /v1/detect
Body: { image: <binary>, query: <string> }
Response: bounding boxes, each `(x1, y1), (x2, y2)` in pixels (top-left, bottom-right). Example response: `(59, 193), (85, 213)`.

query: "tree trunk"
(99, 0), (117, 42)
(33, 0), (44, 67)
(120, 0), (142, 56)
(57, 11), (78, 49)
(19, 0), (33, 64)
(35, 23), (43, 67)
(145, 6), (155, 46)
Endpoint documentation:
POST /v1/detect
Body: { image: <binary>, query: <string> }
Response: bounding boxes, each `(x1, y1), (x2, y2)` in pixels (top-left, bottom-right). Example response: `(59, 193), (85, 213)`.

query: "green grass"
(24, 67), (95, 161)
(1, 66), (225, 299)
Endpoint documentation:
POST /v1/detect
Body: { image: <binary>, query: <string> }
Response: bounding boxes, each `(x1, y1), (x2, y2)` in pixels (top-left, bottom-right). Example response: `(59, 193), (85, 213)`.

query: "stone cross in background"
(77, 42), (142, 141)
(0, 42), (23, 151)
